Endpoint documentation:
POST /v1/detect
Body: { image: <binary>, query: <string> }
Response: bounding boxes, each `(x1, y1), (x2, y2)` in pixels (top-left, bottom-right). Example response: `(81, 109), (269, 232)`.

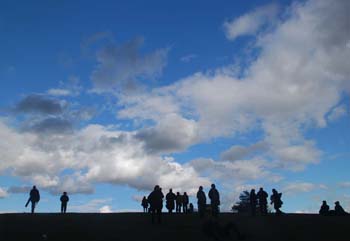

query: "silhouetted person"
(25, 186), (40, 213)
(250, 189), (257, 216)
(257, 187), (268, 215)
(60, 192), (69, 213)
(208, 184), (220, 217)
(148, 185), (164, 223)
(141, 196), (149, 213)
(197, 186), (206, 218)
(183, 192), (189, 213)
(270, 189), (283, 215)
(165, 189), (176, 213)
(176, 192), (182, 213)
(189, 203), (194, 213)
(319, 200), (329, 215)
(334, 201), (348, 216)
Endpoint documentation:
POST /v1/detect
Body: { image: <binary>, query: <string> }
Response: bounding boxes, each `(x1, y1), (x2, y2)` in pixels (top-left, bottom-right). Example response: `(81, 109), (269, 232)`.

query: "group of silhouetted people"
(24, 186), (69, 213)
(142, 184), (221, 223)
(249, 188), (283, 215)
(319, 200), (348, 216)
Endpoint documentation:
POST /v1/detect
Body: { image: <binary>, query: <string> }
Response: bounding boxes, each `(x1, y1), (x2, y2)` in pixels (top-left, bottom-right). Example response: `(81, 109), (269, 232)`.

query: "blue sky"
(0, 0), (349, 213)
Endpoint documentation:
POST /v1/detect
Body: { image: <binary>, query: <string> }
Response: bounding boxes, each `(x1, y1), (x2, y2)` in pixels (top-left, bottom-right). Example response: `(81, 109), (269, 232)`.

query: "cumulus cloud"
(1, 0), (349, 209)
(14, 94), (64, 114)
(135, 114), (198, 154)
(91, 37), (168, 92)
(0, 120), (209, 194)
(117, 0), (349, 171)
(223, 3), (279, 41)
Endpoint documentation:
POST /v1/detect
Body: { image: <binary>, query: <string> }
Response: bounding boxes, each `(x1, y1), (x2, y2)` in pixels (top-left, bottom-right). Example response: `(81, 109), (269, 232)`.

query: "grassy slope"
(1, 213), (349, 241)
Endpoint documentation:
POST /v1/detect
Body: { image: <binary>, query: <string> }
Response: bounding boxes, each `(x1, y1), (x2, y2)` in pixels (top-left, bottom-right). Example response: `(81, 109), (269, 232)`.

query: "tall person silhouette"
(208, 184), (220, 217)
(60, 192), (69, 213)
(197, 186), (206, 218)
(25, 186), (40, 213)
(249, 189), (257, 216)
(176, 192), (182, 213)
(257, 187), (268, 215)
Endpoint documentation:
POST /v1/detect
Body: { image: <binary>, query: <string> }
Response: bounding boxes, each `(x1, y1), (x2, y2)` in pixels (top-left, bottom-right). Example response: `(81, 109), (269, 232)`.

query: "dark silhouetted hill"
(1, 213), (349, 241)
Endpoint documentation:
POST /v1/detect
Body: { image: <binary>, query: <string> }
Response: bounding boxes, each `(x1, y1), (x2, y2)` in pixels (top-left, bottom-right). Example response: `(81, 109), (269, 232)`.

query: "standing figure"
(257, 187), (268, 215)
(148, 185), (164, 223)
(197, 186), (206, 218)
(165, 189), (176, 213)
(60, 192), (69, 213)
(176, 192), (182, 213)
(249, 189), (257, 216)
(25, 186), (40, 213)
(208, 184), (220, 217)
(188, 203), (194, 213)
(141, 196), (149, 213)
(183, 192), (189, 213)
(270, 189), (283, 215)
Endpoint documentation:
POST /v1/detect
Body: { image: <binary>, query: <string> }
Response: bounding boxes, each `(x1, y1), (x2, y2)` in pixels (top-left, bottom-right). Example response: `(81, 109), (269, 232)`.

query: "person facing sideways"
(319, 200), (330, 215)
(60, 192), (69, 213)
(208, 184), (220, 217)
(165, 189), (176, 213)
(147, 185), (164, 223)
(334, 201), (348, 216)
(249, 189), (257, 216)
(141, 196), (149, 213)
(257, 187), (268, 215)
(270, 189), (283, 215)
(25, 186), (40, 213)
(176, 192), (183, 213)
(183, 192), (189, 213)
(197, 186), (207, 218)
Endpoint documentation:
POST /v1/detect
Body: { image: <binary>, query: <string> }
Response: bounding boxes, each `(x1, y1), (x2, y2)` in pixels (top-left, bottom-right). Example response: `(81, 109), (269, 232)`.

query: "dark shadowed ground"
(1, 213), (349, 241)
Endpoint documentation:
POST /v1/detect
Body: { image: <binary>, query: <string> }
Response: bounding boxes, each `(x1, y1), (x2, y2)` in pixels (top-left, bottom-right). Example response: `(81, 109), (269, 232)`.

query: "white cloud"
(117, 0), (349, 171)
(47, 89), (72, 96)
(99, 205), (113, 213)
(282, 182), (327, 195)
(0, 120), (209, 194)
(327, 105), (347, 121)
(70, 198), (112, 212)
(47, 76), (82, 97)
(223, 3), (279, 41)
(0, 187), (8, 198)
